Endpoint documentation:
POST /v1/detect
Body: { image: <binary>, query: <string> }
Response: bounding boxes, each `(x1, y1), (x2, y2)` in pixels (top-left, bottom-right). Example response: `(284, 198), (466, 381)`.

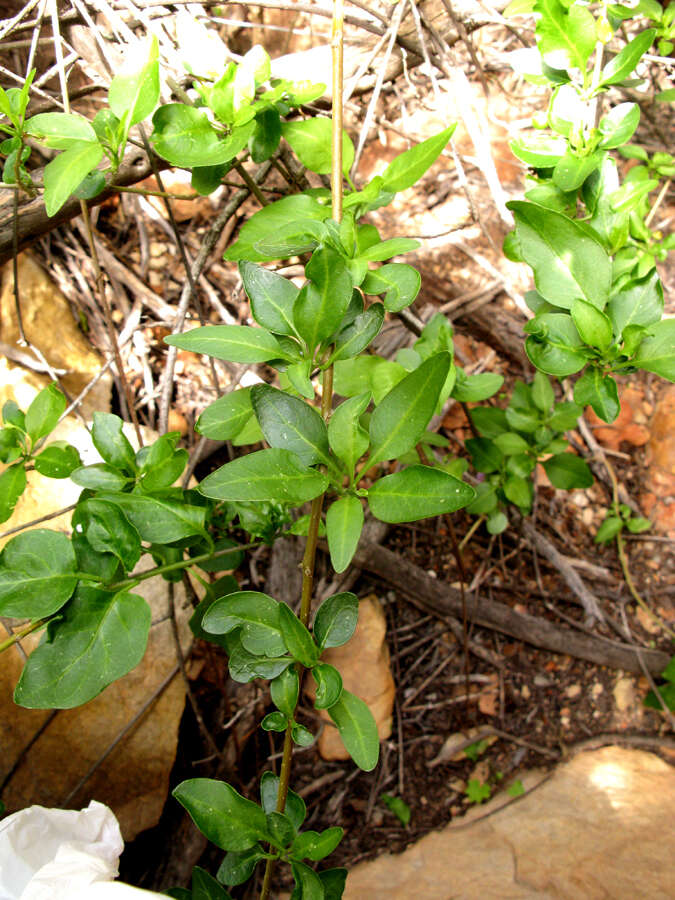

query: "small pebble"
(566, 684), (582, 700)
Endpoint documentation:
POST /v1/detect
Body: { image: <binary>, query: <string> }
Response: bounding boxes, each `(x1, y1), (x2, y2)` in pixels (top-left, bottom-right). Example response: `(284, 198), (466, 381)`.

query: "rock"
(641, 384), (675, 537)
(613, 676), (637, 713)
(344, 747), (675, 899)
(566, 684), (582, 700)
(585, 386), (650, 452)
(314, 595), (394, 761)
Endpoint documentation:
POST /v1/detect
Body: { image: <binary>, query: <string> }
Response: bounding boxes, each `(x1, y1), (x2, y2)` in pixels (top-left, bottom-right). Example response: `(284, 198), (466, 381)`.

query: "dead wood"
(354, 542), (671, 676)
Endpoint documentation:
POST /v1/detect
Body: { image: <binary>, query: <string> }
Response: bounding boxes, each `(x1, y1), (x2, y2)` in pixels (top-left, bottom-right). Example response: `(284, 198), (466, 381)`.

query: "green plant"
(380, 793), (411, 827)
(464, 779), (491, 805)
(643, 655), (675, 711)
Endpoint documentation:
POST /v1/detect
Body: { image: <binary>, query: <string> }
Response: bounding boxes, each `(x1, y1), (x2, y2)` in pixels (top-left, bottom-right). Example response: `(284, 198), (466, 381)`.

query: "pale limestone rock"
(344, 747), (675, 899)
(613, 675), (637, 713)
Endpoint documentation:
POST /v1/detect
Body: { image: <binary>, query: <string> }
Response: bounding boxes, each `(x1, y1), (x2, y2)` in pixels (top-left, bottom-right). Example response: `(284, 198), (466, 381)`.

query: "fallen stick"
(354, 542), (670, 676)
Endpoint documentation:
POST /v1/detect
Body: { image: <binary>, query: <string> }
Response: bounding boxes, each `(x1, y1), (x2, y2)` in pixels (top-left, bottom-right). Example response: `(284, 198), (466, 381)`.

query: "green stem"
(0, 618), (48, 654)
(616, 531), (675, 641)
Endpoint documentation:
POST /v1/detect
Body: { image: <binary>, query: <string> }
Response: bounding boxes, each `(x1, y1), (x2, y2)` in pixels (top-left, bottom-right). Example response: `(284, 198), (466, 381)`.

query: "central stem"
(259, 4), (344, 897)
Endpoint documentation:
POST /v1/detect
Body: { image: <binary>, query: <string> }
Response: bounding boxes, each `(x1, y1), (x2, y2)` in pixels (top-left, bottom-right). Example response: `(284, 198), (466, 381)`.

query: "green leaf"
(356, 238), (421, 262)
(595, 514), (623, 543)
(294, 247), (353, 352)
(465, 779), (491, 804)
(254, 219), (325, 259)
(14, 586), (150, 708)
(217, 847), (264, 887)
(173, 779), (270, 852)
(250, 106), (282, 162)
(367, 465), (475, 523)
(361, 263), (421, 312)
(70, 463), (132, 491)
(0, 462), (26, 524)
(278, 603), (319, 667)
(626, 516), (651, 533)
(196, 389), (254, 441)
(43, 141), (103, 217)
(317, 869), (347, 900)
(251, 385), (331, 468)
(503, 474), (533, 509)
(200, 449), (328, 504)
(191, 865), (233, 899)
(326, 495), (364, 574)
(292, 723), (314, 747)
(202, 591), (285, 656)
(281, 118), (354, 175)
(552, 151), (602, 192)
(313, 592), (359, 650)
(240, 260), (299, 337)
(228, 641), (291, 683)
(151, 104), (254, 166)
(451, 372), (504, 403)
(470, 407), (508, 438)
(266, 810), (296, 848)
(380, 794), (411, 826)
(271, 664), (299, 718)
(3, 400), (25, 431)
(73, 498), (141, 572)
(487, 511), (508, 534)
(633, 319), (675, 380)
(381, 126), (456, 193)
(571, 298), (613, 350)
(327, 393), (370, 477)
(109, 36), (159, 127)
(260, 772), (306, 829)
(506, 780), (525, 798)
(549, 400), (582, 431)
(543, 452), (593, 489)
(291, 861), (324, 900)
(328, 304), (385, 364)
(224, 194), (331, 263)
(25, 112), (97, 149)
(525, 313), (587, 377)
(34, 442), (81, 478)
(97, 492), (206, 543)
(368, 354), (450, 466)
(262, 711), (288, 731)
(291, 826), (343, 862)
(192, 163), (228, 196)
(165, 325), (288, 364)
(328, 690), (379, 771)
(508, 201), (611, 309)
(311, 663), (343, 710)
(0, 528), (77, 618)
(494, 432), (531, 455)
(466, 437), (503, 473)
(574, 368), (620, 422)
(599, 103), (641, 149)
(599, 30), (656, 87)
(534, 0), (596, 71)
(532, 371), (554, 412)
(608, 270), (663, 335)
(509, 134), (567, 167)
(91, 412), (137, 473)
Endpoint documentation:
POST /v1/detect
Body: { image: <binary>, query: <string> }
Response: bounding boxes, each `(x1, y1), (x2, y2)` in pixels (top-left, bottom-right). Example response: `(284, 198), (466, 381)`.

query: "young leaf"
(97, 492), (206, 543)
(326, 495), (364, 573)
(260, 772), (307, 829)
(598, 103), (640, 149)
(151, 104), (254, 167)
(595, 514), (623, 543)
(262, 711), (288, 731)
(291, 826), (343, 862)
(632, 319), (675, 381)
(361, 263), (421, 312)
(217, 847), (264, 887)
(531, 371), (554, 412)
(608, 270), (663, 335)
(240, 260), (299, 336)
(0, 462), (26, 524)
(493, 432), (530, 455)
(251, 385), (331, 468)
(327, 392), (370, 477)
(292, 723), (314, 747)
(313, 592), (359, 650)
(91, 411), (137, 473)
(381, 125), (456, 193)
(14, 587), (150, 708)
(290, 861), (325, 900)
(525, 313), (588, 376)
(281, 118), (354, 175)
(327, 303), (385, 364)
(380, 794), (411, 826)
(466, 437), (503, 473)
(534, 0), (596, 71)
(108, 35), (160, 128)
(278, 602), (319, 667)
(34, 442), (81, 478)
(508, 201), (611, 309)
(0, 528), (77, 618)
(199, 448), (329, 504)
(542, 452), (593, 489)
(173, 779), (270, 852)
(503, 474), (533, 509)
(599, 29), (656, 87)
(70, 463), (132, 492)
(196, 388), (254, 441)
(451, 372), (504, 403)
(43, 141), (103, 217)
(356, 238), (421, 262)
(271, 664), (300, 718)
(571, 298), (613, 350)
(367, 465), (475, 523)
(574, 368), (620, 423)
(328, 690), (379, 771)
(368, 353), (450, 466)
(265, 810), (296, 848)
(165, 325), (288, 364)
(202, 591), (286, 656)
(294, 247), (353, 352)
(25, 112), (97, 149)
(311, 663), (343, 710)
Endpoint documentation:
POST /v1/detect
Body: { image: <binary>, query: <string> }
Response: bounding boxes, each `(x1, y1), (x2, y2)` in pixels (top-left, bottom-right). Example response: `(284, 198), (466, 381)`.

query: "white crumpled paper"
(0, 801), (163, 900)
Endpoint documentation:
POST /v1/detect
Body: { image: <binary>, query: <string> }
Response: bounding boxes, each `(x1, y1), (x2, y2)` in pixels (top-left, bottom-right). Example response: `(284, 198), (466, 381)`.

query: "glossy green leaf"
(33, 442), (81, 478)
(503, 474), (533, 509)
(368, 354), (450, 466)
(633, 320), (675, 380)
(599, 30), (656, 87)
(367, 465), (475, 523)
(43, 141), (103, 217)
(278, 602), (319, 667)
(253, 219), (325, 259)
(271, 664), (299, 718)
(240, 260), (299, 336)
(595, 515), (623, 543)
(109, 36), (159, 127)
(224, 194), (331, 263)
(14, 586), (150, 708)
(574, 368), (620, 422)
(509, 134), (566, 167)
(381, 125), (456, 193)
(313, 592), (359, 650)
(549, 400), (582, 430)
(466, 437), (503, 473)
(165, 325), (288, 364)
(509, 201), (611, 309)
(470, 407), (508, 438)
(199, 449), (328, 504)
(571, 298), (613, 350)
(202, 591), (285, 656)
(608, 270), (663, 335)
(173, 778), (269, 851)
(451, 372), (504, 403)
(266, 810), (296, 848)
(217, 846), (264, 887)
(311, 663), (343, 710)
(151, 104), (254, 166)
(227, 641), (291, 683)
(531, 371), (555, 412)
(328, 304), (385, 364)
(281, 118), (354, 175)
(361, 263), (421, 312)
(525, 313), (587, 376)
(326, 495), (364, 573)
(251, 385), (331, 468)
(543, 452), (593, 488)
(294, 247), (353, 351)
(70, 463), (131, 492)
(356, 238), (420, 262)
(190, 865), (233, 899)
(328, 690), (379, 771)
(534, 0), (596, 71)
(96, 492), (206, 543)
(196, 388), (253, 441)
(494, 432), (530, 455)
(552, 151), (602, 192)
(599, 103), (640, 149)
(327, 393), (370, 477)
(290, 861), (324, 900)
(249, 106), (282, 162)
(73, 498), (141, 572)
(292, 826), (343, 862)
(0, 528), (77, 618)
(380, 793), (411, 827)
(0, 462), (26, 524)
(91, 412), (137, 473)
(291, 723), (314, 747)
(260, 771), (307, 829)
(262, 711), (288, 731)
(25, 112), (96, 149)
